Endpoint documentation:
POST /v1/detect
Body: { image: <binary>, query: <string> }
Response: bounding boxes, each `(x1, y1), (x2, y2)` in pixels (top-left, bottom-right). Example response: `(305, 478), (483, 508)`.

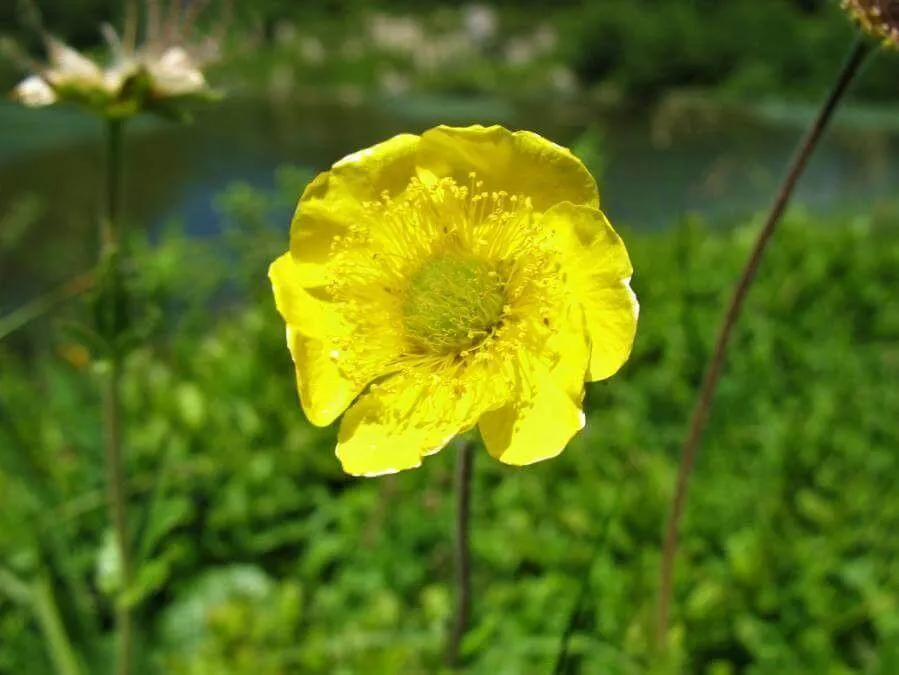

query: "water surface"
(2, 95), (897, 303)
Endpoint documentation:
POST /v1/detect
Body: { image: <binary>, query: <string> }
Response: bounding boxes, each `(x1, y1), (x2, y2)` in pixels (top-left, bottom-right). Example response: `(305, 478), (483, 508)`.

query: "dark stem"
(655, 34), (872, 651)
(101, 118), (132, 675)
(102, 119), (123, 254)
(446, 439), (475, 669)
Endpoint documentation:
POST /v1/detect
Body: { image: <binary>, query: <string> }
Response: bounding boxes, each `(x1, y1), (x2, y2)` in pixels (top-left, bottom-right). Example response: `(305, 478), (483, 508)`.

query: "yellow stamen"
(325, 172), (564, 384)
(403, 253), (505, 355)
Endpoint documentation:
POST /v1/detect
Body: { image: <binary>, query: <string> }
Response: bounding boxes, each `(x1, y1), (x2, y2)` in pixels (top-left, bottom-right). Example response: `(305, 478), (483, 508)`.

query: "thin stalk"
(33, 573), (83, 675)
(0, 272), (94, 342)
(101, 118), (132, 675)
(105, 354), (131, 675)
(446, 439), (475, 669)
(655, 35), (873, 651)
(102, 119), (124, 254)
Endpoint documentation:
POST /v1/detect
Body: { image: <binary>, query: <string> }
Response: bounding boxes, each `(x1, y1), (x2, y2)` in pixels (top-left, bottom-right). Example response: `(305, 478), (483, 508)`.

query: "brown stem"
(0, 272), (94, 342)
(446, 439), (475, 669)
(655, 34), (872, 651)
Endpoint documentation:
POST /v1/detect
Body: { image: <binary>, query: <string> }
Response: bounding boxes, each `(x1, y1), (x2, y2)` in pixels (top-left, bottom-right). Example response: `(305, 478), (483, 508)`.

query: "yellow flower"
(843, 0), (899, 49)
(270, 125), (638, 476)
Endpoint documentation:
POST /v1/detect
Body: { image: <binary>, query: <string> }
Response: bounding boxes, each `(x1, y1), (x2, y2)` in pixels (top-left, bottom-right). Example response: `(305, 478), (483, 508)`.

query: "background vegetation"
(2, 0), (899, 673)
(3, 173), (899, 673)
(3, 0), (899, 104)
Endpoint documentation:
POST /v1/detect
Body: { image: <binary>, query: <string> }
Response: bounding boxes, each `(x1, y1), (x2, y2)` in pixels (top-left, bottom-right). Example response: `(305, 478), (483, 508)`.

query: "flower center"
(402, 253), (505, 355)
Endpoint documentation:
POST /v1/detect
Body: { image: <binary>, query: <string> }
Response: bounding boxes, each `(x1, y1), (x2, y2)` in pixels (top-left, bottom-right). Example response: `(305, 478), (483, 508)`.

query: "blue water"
(2, 95), (898, 304)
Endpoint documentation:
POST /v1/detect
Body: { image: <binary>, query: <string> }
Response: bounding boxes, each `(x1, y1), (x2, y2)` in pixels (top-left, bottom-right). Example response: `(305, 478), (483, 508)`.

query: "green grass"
(2, 176), (899, 674)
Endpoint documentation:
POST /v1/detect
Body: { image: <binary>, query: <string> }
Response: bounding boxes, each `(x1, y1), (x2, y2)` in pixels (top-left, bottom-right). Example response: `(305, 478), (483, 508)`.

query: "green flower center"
(403, 253), (505, 355)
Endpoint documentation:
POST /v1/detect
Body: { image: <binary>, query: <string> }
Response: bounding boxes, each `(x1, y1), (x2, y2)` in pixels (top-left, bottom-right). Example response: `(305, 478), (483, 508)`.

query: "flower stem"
(655, 34), (872, 652)
(0, 272), (94, 342)
(102, 119), (124, 254)
(446, 438), (475, 669)
(33, 572), (84, 675)
(106, 348), (132, 675)
(101, 118), (132, 675)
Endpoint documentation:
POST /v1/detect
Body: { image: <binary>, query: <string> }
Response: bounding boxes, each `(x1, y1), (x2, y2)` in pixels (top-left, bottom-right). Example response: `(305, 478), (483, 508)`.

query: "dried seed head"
(843, 0), (899, 49)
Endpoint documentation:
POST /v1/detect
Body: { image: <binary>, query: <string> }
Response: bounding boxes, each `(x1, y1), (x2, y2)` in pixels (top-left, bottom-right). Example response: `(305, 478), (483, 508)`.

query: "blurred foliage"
(220, 6), (574, 103)
(564, 0), (899, 104)
(3, 1), (898, 104)
(2, 166), (899, 673)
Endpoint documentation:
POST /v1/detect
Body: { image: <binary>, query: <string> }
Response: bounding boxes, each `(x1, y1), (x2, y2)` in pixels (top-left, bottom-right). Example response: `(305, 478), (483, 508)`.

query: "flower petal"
(330, 132), (421, 196)
(544, 202), (638, 381)
(290, 133), (420, 286)
(147, 47), (207, 97)
(272, 254), (361, 425)
(44, 36), (104, 84)
(417, 125), (599, 211)
(13, 76), (57, 107)
(336, 373), (472, 476)
(547, 202), (633, 282)
(478, 352), (586, 466)
(581, 282), (639, 382)
(545, 311), (592, 404)
(287, 326), (362, 427)
(268, 253), (344, 340)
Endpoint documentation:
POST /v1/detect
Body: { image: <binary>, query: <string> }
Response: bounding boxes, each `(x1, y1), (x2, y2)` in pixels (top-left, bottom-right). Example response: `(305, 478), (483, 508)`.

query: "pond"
(2, 94), (898, 304)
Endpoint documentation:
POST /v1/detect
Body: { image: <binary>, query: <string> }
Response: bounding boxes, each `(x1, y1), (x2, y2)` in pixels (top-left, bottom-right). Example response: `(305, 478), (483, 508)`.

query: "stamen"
(325, 172), (567, 385)
(403, 253), (505, 355)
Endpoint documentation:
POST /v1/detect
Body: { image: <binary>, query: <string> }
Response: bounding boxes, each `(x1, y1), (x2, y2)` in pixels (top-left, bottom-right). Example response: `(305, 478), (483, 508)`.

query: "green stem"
(33, 573), (83, 675)
(101, 118), (132, 675)
(655, 34), (873, 652)
(446, 438), (475, 669)
(106, 352), (132, 675)
(102, 119), (124, 255)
